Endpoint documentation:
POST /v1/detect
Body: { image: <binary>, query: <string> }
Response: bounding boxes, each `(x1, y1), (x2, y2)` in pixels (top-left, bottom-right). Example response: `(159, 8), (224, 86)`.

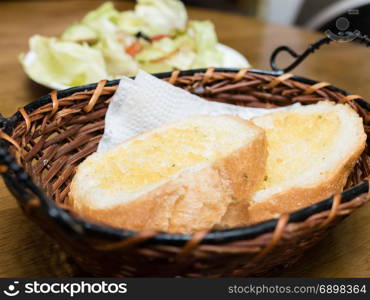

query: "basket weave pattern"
(3, 68), (370, 277)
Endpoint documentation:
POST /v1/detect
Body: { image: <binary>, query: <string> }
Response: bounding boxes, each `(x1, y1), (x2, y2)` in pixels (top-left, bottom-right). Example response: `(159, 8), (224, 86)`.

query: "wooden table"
(0, 0), (369, 277)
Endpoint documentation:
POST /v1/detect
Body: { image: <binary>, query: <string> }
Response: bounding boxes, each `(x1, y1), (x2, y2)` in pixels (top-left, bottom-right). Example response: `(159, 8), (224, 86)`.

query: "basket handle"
(270, 32), (369, 73)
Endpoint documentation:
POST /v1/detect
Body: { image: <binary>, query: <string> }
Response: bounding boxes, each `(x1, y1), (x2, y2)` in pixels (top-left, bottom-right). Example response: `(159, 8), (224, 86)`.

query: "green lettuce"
(188, 20), (223, 68)
(20, 1), (230, 88)
(135, 0), (187, 35)
(90, 18), (138, 77)
(135, 20), (222, 71)
(117, 0), (187, 36)
(82, 2), (120, 25)
(20, 35), (108, 88)
(117, 11), (150, 36)
(135, 35), (193, 62)
(61, 23), (97, 43)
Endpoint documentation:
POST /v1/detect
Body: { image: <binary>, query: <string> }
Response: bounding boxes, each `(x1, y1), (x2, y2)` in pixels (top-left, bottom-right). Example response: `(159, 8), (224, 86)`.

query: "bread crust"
(246, 130), (366, 225)
(68, 118), (267, 234)
(218, 131), (267, 227)
(70, 167), (228, 233)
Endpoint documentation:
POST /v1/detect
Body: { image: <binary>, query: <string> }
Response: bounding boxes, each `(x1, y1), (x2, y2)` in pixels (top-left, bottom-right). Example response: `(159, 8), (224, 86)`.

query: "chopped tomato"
(150, 34), (171, 42)
(125, 41), (141, 56)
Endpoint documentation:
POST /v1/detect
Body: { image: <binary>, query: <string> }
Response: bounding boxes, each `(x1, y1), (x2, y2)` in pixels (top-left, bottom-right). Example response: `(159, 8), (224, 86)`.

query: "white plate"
(216, 43), (250, 69)
(23, 43), (250, 90)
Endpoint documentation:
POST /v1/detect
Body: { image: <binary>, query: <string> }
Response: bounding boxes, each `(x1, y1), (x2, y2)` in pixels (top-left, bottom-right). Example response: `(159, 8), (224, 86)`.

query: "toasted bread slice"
(68, 115), (267, 233)
(246, 101), (366, 225)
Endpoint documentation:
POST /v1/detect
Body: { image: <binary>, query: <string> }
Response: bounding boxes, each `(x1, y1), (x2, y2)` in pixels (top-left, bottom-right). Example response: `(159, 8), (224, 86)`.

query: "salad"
(20, 0), (249, 89)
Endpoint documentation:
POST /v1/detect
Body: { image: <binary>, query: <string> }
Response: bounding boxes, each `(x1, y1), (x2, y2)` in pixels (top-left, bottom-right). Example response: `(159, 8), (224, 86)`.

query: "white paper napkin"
(97, 70), (300, 152)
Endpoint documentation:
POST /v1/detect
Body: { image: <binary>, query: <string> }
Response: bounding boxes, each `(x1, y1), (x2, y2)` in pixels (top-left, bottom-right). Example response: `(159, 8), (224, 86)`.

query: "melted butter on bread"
(259, 111), (340, 189)
(86, 116), (250, 193)
(248, 101), (366, 226)
(68, 115), (267, 233)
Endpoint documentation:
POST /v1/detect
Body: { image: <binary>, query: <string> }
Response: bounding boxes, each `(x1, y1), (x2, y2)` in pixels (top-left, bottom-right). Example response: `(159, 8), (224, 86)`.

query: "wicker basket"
(0, 67), (369, 277)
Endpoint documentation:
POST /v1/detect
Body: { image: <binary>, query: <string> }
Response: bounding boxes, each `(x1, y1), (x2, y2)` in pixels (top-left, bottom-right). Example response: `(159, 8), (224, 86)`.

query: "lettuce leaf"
(117, 0), (187, 36)
(90, 19), (138, 77)
(188, 20), (223, 68)
(135, 35), (193, 61)
(137, 20), (222, 71)
(139, 46), (196, 73)
(117, 11), (150, 35)
(136, 0), (187, 35)
(82, 2), (120, 25)
(20, 35), (108, 88)
(61, 23), (97, 43)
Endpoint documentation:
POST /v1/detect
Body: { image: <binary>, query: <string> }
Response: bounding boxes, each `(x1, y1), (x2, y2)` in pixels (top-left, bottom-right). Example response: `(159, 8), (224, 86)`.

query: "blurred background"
(185, 0), (370, 37)
(124, 0), (370, 39)
(5, 0), (370, 37)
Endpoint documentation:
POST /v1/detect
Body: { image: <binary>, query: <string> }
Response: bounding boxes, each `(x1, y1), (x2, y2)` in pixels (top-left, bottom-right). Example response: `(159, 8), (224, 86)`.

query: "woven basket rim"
(2, 67), (369, 246)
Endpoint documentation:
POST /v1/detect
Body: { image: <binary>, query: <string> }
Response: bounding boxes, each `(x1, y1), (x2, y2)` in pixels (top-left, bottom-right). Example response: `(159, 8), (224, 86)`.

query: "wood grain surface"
(0, 0), (369, 277)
